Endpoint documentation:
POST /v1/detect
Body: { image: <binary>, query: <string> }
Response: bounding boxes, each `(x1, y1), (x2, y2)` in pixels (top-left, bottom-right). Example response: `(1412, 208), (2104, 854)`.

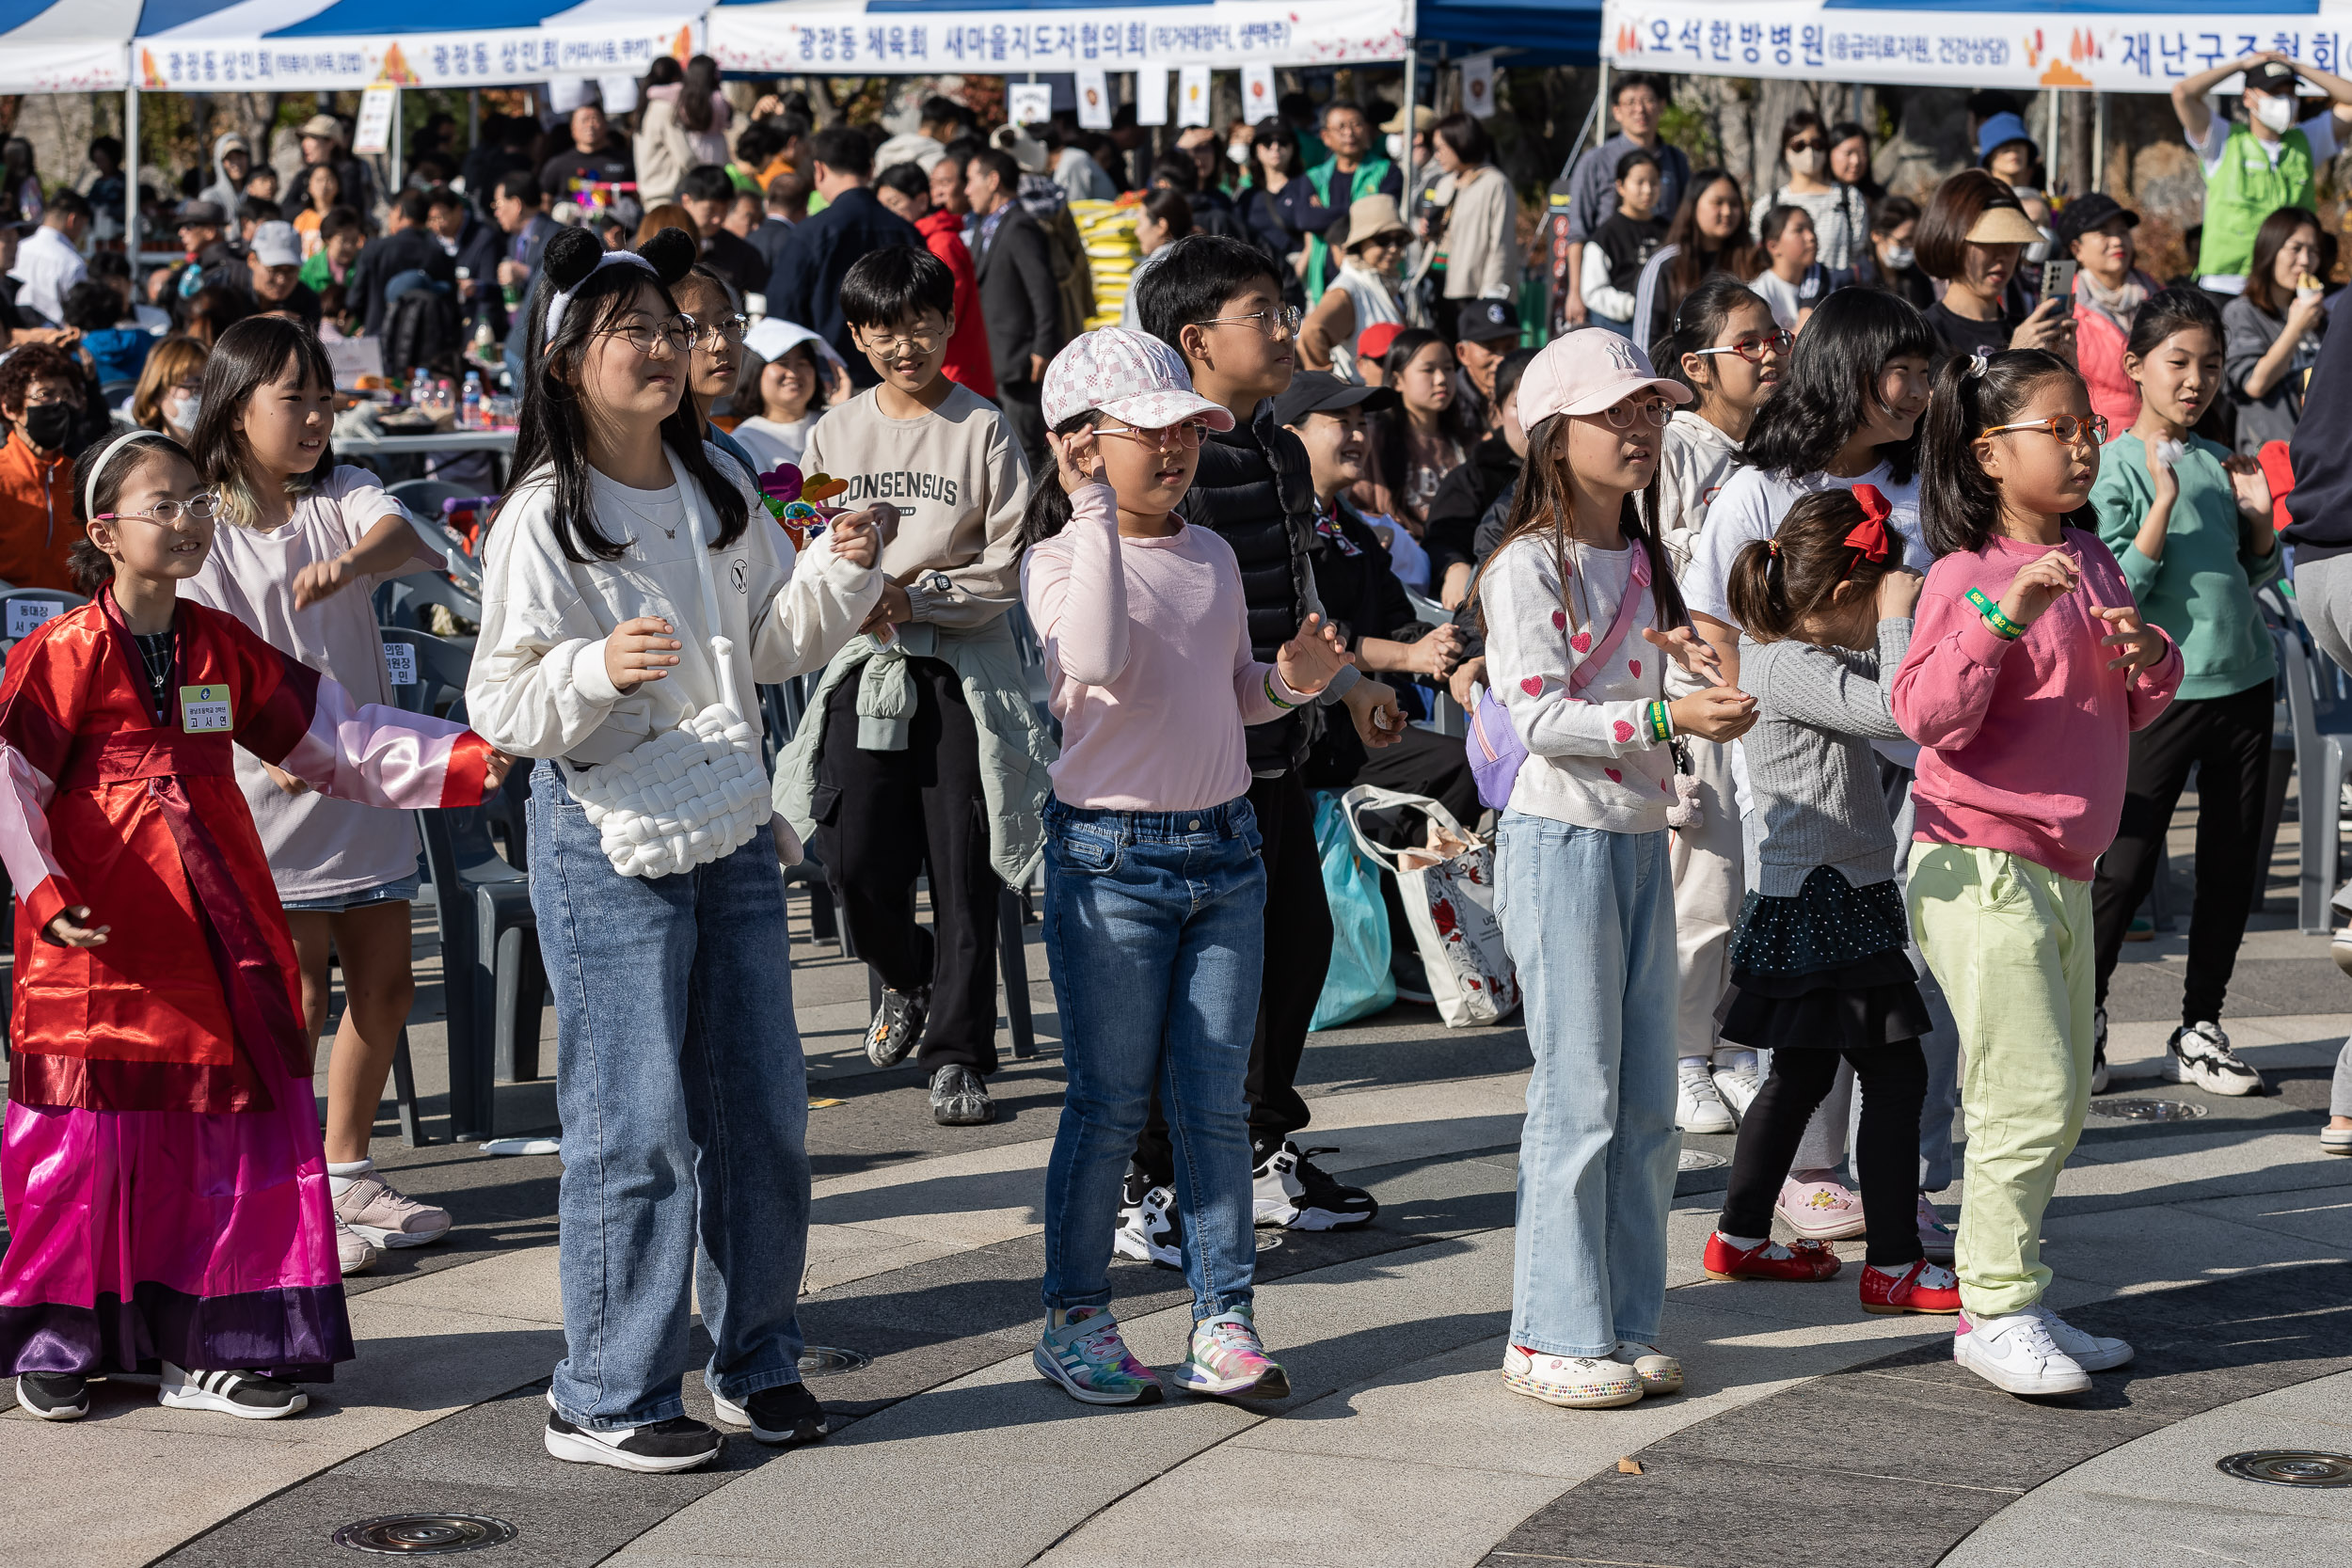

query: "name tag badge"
(383, 641), (419, 686)
(180, 684), (233, 734)
(5, 599), (62, 639)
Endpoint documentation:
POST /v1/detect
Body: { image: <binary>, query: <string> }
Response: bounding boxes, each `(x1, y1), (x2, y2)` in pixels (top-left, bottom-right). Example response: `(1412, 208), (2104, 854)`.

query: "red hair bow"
(1843, 483), (1893, 572)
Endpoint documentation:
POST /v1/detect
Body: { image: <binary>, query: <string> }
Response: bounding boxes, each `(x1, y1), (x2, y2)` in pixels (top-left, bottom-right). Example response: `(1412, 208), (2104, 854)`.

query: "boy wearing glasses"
(777, 245), (1053, 1130)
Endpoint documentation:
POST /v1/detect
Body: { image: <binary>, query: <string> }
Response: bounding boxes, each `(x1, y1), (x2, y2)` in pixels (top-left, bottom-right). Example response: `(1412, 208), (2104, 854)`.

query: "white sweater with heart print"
(1479, 530), (1675, 833)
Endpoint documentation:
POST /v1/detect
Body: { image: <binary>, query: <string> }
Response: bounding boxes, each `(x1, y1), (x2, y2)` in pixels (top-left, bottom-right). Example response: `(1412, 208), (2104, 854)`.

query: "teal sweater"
(2089, 431), (2280, 701)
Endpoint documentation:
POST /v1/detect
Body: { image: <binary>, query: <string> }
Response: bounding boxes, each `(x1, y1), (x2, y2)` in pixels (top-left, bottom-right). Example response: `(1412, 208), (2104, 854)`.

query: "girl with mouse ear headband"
(463, 222), (887, 1473)
(0, 423), (504, 1426)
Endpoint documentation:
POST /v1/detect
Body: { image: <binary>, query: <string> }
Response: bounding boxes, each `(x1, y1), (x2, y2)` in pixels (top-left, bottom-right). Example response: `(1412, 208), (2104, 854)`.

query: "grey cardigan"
(2222, 293), (2322, 455)
(1737, 619), (1914, 897)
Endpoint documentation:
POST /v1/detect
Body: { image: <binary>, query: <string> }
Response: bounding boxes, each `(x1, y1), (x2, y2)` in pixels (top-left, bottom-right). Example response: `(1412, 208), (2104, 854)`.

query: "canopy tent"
(1600, 0), (2352, 91)
(705, 0), (1411, 73)
(1416, 0), (1602, 65)
(129, 0), (703, 91)
(0, 0), (141, 92)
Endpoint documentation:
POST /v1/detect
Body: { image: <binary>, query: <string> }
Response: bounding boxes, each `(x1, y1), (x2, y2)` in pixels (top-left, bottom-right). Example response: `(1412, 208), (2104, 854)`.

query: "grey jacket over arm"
(1737, 618), (1914, 896)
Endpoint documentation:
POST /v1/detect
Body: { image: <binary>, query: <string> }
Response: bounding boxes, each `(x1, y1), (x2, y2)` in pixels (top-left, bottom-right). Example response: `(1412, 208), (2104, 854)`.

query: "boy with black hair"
(677, 164), (770, 300)
(1121, 233), (1404, 1257)
(776, 245), (1054, 1131)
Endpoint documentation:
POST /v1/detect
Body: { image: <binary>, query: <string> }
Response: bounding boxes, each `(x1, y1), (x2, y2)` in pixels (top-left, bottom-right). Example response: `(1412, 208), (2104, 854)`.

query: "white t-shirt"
(180, 467), (439, 900)
(1656, 410), (1742, 575)
(1745, 269), (1811, 332)
(2191, 109), (2342, 291)
(733, 413), (820, 471)
(1756, 182), (1867, 272)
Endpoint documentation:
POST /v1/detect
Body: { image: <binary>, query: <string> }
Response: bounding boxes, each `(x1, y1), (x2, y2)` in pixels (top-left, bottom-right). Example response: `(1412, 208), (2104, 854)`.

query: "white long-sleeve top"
(1478, 529), (1676, 833)
(467, 444), (882, 763)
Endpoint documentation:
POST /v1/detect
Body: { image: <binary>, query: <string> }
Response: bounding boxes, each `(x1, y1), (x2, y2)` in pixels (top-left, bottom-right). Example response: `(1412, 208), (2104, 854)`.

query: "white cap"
(1042, 326), (1237, 432)
(248, 221), (302, 269)
(743, 315), (847, 376)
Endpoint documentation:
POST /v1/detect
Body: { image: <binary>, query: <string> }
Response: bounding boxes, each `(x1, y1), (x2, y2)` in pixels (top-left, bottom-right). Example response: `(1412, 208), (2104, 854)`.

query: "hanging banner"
(1009, 81), (1054, 123)
(1458, 54), (1495, 118)
(1138, 64), (1171, 125)
(1076, 67), (1114, 128)
(1241, 63), (1277, 122)
(1178, 64), (1212, 125)
(1602, 0), (2352, 92)
(137, 18), (698, 91)
(711, 0), (1411, 73)
(352, 86), (399, 153)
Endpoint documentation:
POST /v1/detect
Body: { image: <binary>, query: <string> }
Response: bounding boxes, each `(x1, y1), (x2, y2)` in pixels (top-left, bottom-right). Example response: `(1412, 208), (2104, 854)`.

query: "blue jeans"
(1040, 796), (1265, 1322)
(531, 762), (811, 1429)
(1494, 812), (1679, 1358)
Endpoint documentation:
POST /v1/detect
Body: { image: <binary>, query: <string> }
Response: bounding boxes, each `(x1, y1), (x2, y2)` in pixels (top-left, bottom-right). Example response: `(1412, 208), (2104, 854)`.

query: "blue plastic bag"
(1309, 789), (1396, 1029)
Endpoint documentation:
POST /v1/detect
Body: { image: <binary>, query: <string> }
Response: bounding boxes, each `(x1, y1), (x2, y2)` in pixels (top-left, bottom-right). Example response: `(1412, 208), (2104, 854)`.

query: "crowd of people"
(0, 55), (2344, 1478)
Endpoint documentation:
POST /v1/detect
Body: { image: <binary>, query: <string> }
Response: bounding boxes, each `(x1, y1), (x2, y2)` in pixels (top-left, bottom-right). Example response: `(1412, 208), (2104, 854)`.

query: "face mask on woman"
(1385, 133), (1406, 162)
(2254, 92), (2298, 134)
(1787, 146), (1827, 178)
(1883, 244), (1915, 271)
(164, 389), (200, 434)
(1228, 142), (1250, 166)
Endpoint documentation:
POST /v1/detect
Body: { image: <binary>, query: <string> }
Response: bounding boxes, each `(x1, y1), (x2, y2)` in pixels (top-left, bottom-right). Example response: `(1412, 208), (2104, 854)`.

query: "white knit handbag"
(561, 451), (772, 879)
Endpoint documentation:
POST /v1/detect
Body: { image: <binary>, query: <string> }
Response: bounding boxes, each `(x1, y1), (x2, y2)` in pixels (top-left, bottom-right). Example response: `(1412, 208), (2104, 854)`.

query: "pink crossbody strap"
(1565, 544), (1651, 696)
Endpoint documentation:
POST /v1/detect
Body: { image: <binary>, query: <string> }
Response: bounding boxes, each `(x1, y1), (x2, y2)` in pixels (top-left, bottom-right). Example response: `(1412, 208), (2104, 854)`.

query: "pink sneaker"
(1174, 1307), (1289, 1401)
(1773, 1176), (1867, 1241)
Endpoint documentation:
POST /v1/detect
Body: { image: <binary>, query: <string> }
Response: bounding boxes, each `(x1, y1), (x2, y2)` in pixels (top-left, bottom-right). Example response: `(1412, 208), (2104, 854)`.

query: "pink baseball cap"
(1513, 328), (1692, 434)
(1041, 327), (1237, 434)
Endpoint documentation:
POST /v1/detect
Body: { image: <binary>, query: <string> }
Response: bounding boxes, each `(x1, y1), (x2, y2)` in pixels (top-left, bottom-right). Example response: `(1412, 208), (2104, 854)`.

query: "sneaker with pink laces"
(333, 1173), (453, 1250)
(1773, 1175), (1867, 1241)
(1174, 1307), (1289, 1401)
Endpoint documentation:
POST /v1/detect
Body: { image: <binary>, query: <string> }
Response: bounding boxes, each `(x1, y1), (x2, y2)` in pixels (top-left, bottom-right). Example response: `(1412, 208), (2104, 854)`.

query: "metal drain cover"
(333, 1514), (516, 1555)
(2217, 1449), (2352, 1487)
(2089, 1097), (2209, 1121)
(1678, 1149), (1730, 1171)
(798, 1345), (870, 1376)
(1256, 1231), (1284, 1252)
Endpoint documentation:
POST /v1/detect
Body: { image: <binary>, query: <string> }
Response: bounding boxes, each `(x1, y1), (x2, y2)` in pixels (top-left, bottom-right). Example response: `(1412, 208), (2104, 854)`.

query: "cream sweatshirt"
(467, 443), (882, 764)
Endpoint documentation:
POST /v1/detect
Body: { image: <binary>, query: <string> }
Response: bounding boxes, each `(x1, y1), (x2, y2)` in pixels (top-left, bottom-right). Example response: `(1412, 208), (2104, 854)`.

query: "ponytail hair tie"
(1766, 539), (1780, 557)
(1965, 349), (1993, 381)
(1841, 483), (1894, 575)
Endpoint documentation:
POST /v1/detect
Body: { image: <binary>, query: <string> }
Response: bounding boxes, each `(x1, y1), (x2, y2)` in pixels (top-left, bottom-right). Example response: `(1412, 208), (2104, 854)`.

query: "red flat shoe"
(1860, 1259), (1962, 1315)
(1703, 1231), (1841, 1282)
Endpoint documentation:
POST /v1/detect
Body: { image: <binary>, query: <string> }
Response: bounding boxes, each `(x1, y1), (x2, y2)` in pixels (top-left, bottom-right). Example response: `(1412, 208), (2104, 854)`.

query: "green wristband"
(1966, 587), (2026, 641)
(1263, 671), (1298, 710)
(1645, 699), (1674, 743)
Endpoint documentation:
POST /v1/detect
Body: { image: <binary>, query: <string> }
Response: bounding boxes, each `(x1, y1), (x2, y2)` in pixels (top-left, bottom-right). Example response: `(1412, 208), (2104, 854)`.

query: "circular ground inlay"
(2088, 1098), (2209, 1122)
(332, 1514), (516, 1555)
(1678, 1149), (1730, 1171)
(798, 1345), (871, 1376)
(2217, 1449), (2352, 1487)
(1257, 1232), (1285, 1252)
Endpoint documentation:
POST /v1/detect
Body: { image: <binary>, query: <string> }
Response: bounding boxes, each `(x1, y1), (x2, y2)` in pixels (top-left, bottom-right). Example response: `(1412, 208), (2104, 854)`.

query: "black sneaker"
(866, 985), (930, 1068)
(710, 1381), (829, 1447)
(1251, 1139), (1377, 1229)
(930, 1063), (995, 1126)
(1112, 1167), (1182, 1269)
(158, 1362), (308, 1419)
(544, 1409), (723, 1472)
(16, 1370), (87, 1420)
(2090, 1006), (2110, 1095)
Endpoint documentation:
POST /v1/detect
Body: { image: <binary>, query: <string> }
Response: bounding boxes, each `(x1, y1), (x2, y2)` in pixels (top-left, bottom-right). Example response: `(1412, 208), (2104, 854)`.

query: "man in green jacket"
(2173, 50), (2352, 294)
(1276, 102), (1403, 303)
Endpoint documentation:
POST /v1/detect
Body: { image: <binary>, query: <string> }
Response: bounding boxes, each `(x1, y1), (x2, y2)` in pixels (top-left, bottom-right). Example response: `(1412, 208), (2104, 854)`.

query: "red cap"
(1357, 322), (1405, 364)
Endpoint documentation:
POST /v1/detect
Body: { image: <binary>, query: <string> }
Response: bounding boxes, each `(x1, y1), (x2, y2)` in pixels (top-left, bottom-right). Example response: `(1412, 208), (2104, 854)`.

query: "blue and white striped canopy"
(0, 0), (142, 92)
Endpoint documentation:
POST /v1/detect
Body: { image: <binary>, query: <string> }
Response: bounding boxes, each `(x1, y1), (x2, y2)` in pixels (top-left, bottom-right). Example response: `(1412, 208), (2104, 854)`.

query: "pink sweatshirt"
(1020, 483), (1308, 811)
(1892, 528), (2183, 882)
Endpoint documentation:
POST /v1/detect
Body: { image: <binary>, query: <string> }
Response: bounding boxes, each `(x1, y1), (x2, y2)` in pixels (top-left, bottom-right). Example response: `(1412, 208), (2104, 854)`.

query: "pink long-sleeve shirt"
(1020, 482), (1308, 811)
(1892, 528), (2184, 882)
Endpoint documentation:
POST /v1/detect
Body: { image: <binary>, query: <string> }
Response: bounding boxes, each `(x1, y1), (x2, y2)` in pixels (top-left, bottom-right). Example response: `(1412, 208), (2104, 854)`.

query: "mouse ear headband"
(541, 225), (698, 344)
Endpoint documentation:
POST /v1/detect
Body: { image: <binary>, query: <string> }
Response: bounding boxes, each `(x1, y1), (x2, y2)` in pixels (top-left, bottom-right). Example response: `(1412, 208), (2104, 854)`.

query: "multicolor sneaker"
(1614, 1340), (1684, 1396)
(1915, 1195), (1956, 1263)
(1702, 1231), (1841, 1282)
(333, 1173), (452, 1250)
(1174, 1307), (1289, 1401)
(1034, 1307), (1163, 1406)
(1502, 1346), (1643, 1409)
(1861, 1259), (1962, 1315)
(1774, 1175), (1867, 1241)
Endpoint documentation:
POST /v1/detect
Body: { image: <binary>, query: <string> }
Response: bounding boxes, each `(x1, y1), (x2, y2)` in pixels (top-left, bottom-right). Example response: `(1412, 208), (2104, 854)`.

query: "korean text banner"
(1602, 0), (2352, 90)
(136, 17), (700, 91)
(709, 0), (1412, 72)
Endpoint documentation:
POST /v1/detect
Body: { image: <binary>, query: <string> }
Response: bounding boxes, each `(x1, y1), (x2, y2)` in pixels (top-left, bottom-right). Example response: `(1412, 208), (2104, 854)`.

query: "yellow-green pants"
(1905, 842), (2095, 1318)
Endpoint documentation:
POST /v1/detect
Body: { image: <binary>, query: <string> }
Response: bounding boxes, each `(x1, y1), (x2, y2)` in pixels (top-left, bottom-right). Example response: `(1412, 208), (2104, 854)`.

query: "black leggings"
(1719, 1041), (1929, 1268)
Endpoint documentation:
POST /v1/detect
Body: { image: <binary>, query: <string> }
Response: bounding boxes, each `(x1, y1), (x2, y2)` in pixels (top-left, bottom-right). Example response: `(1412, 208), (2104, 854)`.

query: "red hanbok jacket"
(0, 594), (491, 1115)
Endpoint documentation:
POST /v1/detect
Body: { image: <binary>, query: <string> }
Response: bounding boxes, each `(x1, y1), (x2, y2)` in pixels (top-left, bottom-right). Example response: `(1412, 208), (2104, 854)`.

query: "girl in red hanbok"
(0, 429), (503, 1422)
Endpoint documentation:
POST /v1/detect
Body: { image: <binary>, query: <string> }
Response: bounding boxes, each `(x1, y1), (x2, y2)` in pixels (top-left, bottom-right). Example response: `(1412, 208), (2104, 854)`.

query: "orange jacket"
(0, 432), (78, 593)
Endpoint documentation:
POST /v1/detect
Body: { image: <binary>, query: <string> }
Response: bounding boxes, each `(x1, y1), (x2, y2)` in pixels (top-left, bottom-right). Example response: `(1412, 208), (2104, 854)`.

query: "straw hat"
(1336, 194), (1409, 251)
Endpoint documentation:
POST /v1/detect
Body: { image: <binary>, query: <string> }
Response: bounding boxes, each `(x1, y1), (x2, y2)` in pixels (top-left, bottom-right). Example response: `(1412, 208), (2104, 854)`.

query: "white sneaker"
(1502, 1345), (1644, 1409)
(2090, 1006), (2110, 1095)
(1613, 1340), (1683, 1396)
(2323, 1122), (2352, 1156)
(1711, 1055), (1762, 1123)
(1675, 1060), (1735, 1134)
(2163, 1021), (2265, 1097)
(1112, 1172), (1182, 1269)
(2027, 1302), (2133, 1371)
(335, 1216), (380, 1276)
(1953, 1309), (2091, 1396)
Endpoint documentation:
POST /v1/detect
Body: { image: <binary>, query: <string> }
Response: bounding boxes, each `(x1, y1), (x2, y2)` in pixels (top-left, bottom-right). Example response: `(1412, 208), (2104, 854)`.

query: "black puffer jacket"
(1175, 404), (1324, 771)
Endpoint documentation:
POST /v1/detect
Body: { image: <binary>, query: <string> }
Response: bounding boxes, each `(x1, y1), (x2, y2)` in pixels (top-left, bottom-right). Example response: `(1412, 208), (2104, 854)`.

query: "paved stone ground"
(6, 797), (2352, 1568)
